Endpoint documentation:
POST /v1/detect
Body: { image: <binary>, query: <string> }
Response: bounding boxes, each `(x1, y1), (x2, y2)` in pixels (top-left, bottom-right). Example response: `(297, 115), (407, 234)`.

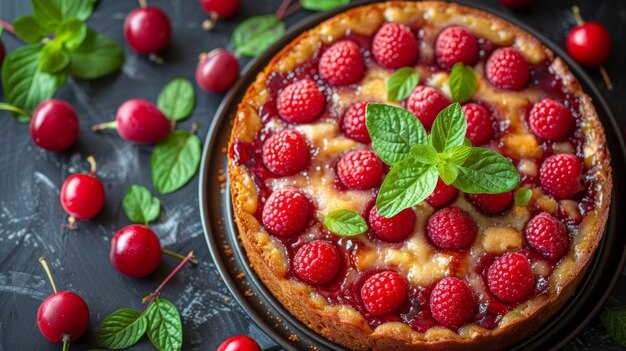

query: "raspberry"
(342, 101), (371, 144)
(407, 85), (450, 130)
(426, 207), (477, 250)
(486, 48), (529, 91)
(262, 188), (310, 238)
(429, 277), (476, 329)
(372, 23), (419, 69)
(539, 153), (583, 200)
(467, 191), (514, 215)
(278, 79), (325, 123)
(262, 129), (310, 176)
(319, 40), (365, 86)
(337, 150), (383, 190)
(487, 252), (535, 304)
(426, 179), (458, 208)
(368, 206), (416, 242)
(462, 103), (494, 145)
(293, 240), (342, 285)
(529, 98), (575, 140)
(360, 271), (408, 316)
(525, 212), (569, 260)
(435, 26), (479, 69)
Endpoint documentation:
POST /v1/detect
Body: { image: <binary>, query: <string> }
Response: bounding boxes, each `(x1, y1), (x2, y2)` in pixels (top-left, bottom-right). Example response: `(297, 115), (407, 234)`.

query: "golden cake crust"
(227, 2), (612, 350)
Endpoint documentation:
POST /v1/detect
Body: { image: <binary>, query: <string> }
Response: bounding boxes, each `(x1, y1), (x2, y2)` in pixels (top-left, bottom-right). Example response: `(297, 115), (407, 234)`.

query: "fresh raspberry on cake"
(262, 129), (310, 176)
(277, 79), (325, 123)
(429, 277), (476, 329)
(262, 188), (310, 238)
(525, 212), (569, 260)
(372, 22), (419, 69)
(293, 240), (343, 285)
(360, 271), (408, 316)
(407, 85), (450, 130)
(529, 98), (575, 140)
(539, 153), (583, 200)
(319, 40), (365, 86)
(487, 252), (535, 304)
(342, 101), (371, 143)
(435, 26), (479, 69)
(368, 206), (416, 242)
(467, 191), (514, 215)
(337, 150), (383, 189)
(426, 179), (458, 208)
(427, 207), (477, 250)
(486, 47), (530, 91)
(462, 103), (494, 145)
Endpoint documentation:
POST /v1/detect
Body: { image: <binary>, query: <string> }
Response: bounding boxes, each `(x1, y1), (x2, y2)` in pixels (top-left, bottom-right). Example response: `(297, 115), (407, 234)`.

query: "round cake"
(227, 2), (612, 350)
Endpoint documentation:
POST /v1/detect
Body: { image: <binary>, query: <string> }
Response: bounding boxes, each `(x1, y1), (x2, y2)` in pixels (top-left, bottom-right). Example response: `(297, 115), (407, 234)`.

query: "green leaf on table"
(602, 305), (626, 347)
(232, 15), (286, 57)
(57, 0), (97, 21)
(123, 185), (161, 224)
(452, 148), (520, 194)
(300, 0), (350, 11)
(96, 308), (147, 350)
(0, 27), (4, 38)
(387, 67), (419, 102)
(514, 187), (532, 206)
(39, 41), (70, 73)
(145, 299), (183, 351)
(32, 0), (64, 32)
(69, 29), (124, 79)
(449, 62), (477, 103)
(409, 144), (439, 165)
(56, 18), (87, 51)
(429, 102), (466, 153)
(152, 130), (202, 194)
(324, 209), (367, 236)
(13, 16), (49, 44)
(157, 78), (195, 121)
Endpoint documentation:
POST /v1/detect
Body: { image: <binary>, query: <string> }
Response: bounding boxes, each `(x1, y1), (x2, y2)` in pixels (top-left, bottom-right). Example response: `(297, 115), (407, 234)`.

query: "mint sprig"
(324, 209), (368, 236)
(449, 63), (477, 103)
(387, 67), (419, 102)
(367, 102), (519, 218)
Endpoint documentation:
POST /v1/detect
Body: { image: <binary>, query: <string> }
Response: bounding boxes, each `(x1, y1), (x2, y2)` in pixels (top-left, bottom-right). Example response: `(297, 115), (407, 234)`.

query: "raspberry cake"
(227, 2), (612, 350)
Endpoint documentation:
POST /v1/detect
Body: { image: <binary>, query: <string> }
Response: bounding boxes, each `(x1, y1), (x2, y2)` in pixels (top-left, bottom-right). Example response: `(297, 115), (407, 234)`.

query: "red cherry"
(217, 335), (262, 351)
(124, 6), (171, 54)
(196, 49), (240, 93)
(499, 0), (534, 10)
(93, 99), (170, 143)
(110, 225), (162, 278)
(60, 157), (105, 226)
(37, 291), (90, 343)
(0, 40), (5, 65)
(566, 22), (611, 68)
(29, 99), (79, 152)
(200, 0), (241, 19)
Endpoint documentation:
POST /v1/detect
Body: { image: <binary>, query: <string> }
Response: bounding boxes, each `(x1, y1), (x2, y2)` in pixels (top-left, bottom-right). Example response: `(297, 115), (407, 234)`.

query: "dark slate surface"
(0, 0), (624, 350)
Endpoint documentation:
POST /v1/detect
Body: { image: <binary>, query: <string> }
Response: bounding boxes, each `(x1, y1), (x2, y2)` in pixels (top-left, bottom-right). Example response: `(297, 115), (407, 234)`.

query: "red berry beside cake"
(227, 2), (611, 350)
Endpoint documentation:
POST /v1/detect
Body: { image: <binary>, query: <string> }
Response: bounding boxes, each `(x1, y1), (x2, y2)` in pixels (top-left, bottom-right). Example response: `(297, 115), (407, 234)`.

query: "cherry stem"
(138, 0), (148, 8)
(0, 103), (30, 119)
(39, 257), (59, 294)
(162, 249), (199, 266)
(281, 2), (302, 20)
(202, 12), (219, 31)
(61, 217), (77, 230)
(276, 0), (292, 20)
(142, 251), (195, 310)
(572, 6), (584, 26)
(0, 18), (15, 35)
(86, 156), (97, 176)
(61, 335), (70, 351)
(92, 121), (117, 132)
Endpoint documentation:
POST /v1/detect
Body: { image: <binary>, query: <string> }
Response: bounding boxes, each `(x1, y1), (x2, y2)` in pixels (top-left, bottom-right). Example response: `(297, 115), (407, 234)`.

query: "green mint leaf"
(387, 67), (419, 102)
(123, 185), (161, 224)
(152, 130), (202, 194)
(430, 102), (466, 153)
(56, 18), (87, 51)
(157, 78), (196, 121)
(32, 0), (63, 32)
(376, 158), (438, 218)
(514, 188), (532, 206)
(602, 306), (626, 347)
(449, 63), (477, 103)
(324, 209), (368, 236)
(453, 148), (520, 194)
(300, 0), (350, 11)
(409, 144), (439, 165)
(366, 103), (427, 166)
(39, 41), (70, 73)
(463, 137), (472, 147)
(13, 16), (49, 44)
(437, 163), (458, 185)
(96, 308), (147, 350)
(69, 29), (124, 79)
(232, 15), (286, 57)
(57, 0), (96, 21)
(446, 145), (472, 165)
(2, 45), (66, 115)
(145, 299), (183, 351)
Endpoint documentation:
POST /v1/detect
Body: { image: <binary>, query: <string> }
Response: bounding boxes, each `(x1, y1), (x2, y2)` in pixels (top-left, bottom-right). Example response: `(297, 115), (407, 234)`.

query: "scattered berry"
(110, 225), (162, 278)
(262, 129), (310, 176)
(217, 335), (262, 351)
(407, 85), (450, 130)
(262, 188), (310, 238)
(201, 0), (242, 19)
(499, 0), (534, 10)
(29, 99), (79, 152)
(342, 101), (371, 143)
(337, 150), (383, 190)
(372, 23), (419, 69)
(487, 252), (534, 303)
(426, 179), (458, 208)
(539, 154), (583, 200)
(368, 206), (416, 242)
(467, 191), (514, 215)
(277, 79), (325, 124)
(60, 157), (106, 227)
(319, 40), (365, 86)
(525, 212), (569, 260)
(566, 22), (611, 68)
(196, 49), (240, 93)
(427, 207), (477, 250)
(429, 277), (476, 328)
(435, 26), (479, 69)
(529, 98), (574, 140)
(486, 47), (529, 91)
(93, 99), (170, 144)
(462, 103), (494, 145)
(360, 271), (408, 316)
(124, 6), (171, 54)
(293, 240), (342, 285)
